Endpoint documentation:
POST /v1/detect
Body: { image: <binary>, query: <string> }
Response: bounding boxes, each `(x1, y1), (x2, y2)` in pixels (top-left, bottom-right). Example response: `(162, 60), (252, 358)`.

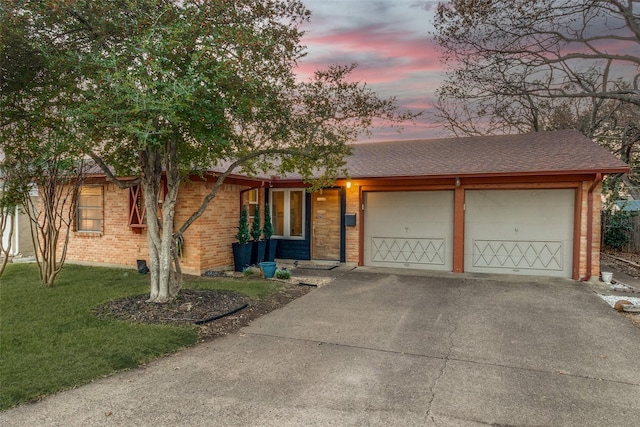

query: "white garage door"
(364, 191), (454, 270)
(465, 189), (574, 277)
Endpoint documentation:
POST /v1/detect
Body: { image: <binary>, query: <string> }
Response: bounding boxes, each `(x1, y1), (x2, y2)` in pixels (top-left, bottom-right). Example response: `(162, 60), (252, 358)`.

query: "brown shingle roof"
(89, 130), (628, 182)
(346, 129), (628, 179)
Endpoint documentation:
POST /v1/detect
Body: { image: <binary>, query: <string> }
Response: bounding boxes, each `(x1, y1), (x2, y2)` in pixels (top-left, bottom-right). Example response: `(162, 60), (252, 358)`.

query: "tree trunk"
(162, 139), (182, 299)
(141, 147), (164, 302)
(23, 163), (80, 288)
(142, 141), (182, 303)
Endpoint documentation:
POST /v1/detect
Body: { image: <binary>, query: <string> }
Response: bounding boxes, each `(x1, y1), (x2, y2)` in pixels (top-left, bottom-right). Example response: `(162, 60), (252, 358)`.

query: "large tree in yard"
(1, 6), (87, 286)
(0, 108), (86, 287)
(2, 1), (415, 302)
(432, 0), (640, 137)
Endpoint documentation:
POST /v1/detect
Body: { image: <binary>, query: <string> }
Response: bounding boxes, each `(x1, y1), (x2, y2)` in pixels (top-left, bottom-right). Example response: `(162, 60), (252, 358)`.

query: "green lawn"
(0, 263), (275, 410)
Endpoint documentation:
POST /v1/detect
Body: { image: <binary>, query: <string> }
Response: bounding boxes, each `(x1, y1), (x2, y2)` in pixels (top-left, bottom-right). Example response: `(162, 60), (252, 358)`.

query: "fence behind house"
(601, 211), (640, 253)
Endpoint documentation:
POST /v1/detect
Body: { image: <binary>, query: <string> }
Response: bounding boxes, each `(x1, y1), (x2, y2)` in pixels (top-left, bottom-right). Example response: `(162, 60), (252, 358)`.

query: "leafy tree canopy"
(1, 0), (417, 301)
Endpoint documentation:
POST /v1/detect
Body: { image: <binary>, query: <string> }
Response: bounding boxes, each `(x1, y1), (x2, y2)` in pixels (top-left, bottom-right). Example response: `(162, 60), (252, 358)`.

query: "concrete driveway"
(2, 269), (639, 426)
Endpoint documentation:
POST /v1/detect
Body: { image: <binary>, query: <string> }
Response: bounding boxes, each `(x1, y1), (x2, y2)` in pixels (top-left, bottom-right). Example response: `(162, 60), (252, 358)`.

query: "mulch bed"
(95, 281), (311, 341)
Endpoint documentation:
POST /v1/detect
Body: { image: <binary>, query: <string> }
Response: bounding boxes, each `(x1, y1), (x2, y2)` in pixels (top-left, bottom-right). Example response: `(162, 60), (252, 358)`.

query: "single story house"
(64, 129), (628, 280)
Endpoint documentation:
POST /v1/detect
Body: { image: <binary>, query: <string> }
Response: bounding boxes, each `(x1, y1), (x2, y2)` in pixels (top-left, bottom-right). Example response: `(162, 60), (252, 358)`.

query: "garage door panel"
(371, 237), (446, 266)
(366, 192), (453, 237)
(465, 190), (574, 277)
(472, 240), (564, 271)
(365, 191), (453, 270)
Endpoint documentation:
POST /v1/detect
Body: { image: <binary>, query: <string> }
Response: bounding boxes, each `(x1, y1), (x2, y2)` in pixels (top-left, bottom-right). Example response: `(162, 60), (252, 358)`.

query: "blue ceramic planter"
(260, 261), (277, 279)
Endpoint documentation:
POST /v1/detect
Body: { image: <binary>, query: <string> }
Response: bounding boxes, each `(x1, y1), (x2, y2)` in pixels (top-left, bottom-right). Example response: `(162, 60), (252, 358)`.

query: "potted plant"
(232, 206), (252, 272)
(260, 261), (277, 279)
(250, 205), (266, 265)
(263, 203), (278, 262)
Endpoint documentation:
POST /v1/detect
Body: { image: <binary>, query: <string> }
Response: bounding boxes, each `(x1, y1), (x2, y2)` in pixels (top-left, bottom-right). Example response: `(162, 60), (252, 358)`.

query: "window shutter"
(129, 186), (146, 232)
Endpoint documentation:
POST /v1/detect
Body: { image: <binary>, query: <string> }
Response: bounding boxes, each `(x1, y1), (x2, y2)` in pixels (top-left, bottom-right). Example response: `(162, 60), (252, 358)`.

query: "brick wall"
(183, 181), (252, 273)
(64, 180), (248, 274)
(592, 182), (602, 277)
(574, 180), (603, 279)
(65, 182), (149, 270)
(344, 184), (360, 263)
(580, 180), (601, 279)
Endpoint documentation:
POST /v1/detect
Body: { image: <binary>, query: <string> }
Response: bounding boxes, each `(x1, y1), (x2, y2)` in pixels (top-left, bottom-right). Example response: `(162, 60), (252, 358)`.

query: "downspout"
(581, 173), (602, 282)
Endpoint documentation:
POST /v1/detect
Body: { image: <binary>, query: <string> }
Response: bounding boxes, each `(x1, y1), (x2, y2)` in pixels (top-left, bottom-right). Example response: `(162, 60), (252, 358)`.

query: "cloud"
(359, 116), (447, 142)
(298, 0), (447, 141)
(300, 0), (441, 74)
(297, 24), (444, 90)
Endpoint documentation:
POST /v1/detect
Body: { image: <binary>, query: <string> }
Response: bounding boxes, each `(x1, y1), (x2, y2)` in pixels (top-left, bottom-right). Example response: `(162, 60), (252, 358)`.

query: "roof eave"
(345, 167), (630, 181)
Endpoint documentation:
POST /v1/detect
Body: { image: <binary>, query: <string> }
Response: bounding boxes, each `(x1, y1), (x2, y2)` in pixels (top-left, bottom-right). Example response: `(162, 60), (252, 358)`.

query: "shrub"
(263, 204), (273, 240)
(236, 206), (250, 244)
(275, 268), (291, 280)
(604, 209), (635, 250)
(250, 205), (262, 241)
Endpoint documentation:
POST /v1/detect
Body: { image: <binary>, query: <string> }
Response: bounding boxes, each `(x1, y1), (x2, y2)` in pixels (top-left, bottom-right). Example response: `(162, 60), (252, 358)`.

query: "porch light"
(346, 181), (352, 189)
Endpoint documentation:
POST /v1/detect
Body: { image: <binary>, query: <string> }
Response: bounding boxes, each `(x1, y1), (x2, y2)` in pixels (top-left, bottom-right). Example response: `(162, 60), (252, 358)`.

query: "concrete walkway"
(2, 269), (639, 426)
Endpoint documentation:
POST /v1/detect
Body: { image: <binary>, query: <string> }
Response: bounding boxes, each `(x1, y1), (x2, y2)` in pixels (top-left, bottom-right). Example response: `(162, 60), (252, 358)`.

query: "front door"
(311, 189), (340, 260)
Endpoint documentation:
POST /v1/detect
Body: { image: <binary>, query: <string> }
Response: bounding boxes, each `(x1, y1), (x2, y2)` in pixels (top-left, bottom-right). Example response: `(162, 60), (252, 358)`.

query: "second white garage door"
(465, 189), (575, 277)
(364, 191), (454, 270)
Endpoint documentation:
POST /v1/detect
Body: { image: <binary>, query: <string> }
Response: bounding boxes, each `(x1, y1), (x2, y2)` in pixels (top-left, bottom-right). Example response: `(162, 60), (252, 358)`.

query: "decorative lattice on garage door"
(371, 237), (446, 265)
(472, 240), (563, 271)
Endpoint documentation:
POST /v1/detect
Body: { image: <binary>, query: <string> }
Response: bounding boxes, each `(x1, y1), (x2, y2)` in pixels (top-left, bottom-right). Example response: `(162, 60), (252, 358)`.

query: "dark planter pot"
(232, 242), (252, 272)
(250, 240), (267, 266)
(264, 239), (278, 262)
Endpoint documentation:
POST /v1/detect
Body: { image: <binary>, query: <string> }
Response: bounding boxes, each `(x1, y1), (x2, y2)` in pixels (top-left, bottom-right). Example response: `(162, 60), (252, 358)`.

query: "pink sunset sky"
(296, 0), (444, 142)
(295, 0), (639, 143)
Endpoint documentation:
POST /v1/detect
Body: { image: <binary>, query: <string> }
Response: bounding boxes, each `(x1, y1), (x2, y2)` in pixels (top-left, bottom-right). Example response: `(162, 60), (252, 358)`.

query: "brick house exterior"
(65, 177), (263, 275)
(64, 130), (628, 280)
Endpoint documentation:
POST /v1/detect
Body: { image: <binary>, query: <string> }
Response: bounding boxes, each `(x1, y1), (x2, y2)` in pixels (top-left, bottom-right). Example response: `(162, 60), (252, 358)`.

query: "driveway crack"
(424, 279), (463, 426)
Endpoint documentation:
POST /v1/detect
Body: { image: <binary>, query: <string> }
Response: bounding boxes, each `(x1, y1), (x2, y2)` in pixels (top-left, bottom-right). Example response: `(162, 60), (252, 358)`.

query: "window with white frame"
(244, 188), (259, 219)
(76, 186), (103, 232)
(271, 189), (304, 238)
